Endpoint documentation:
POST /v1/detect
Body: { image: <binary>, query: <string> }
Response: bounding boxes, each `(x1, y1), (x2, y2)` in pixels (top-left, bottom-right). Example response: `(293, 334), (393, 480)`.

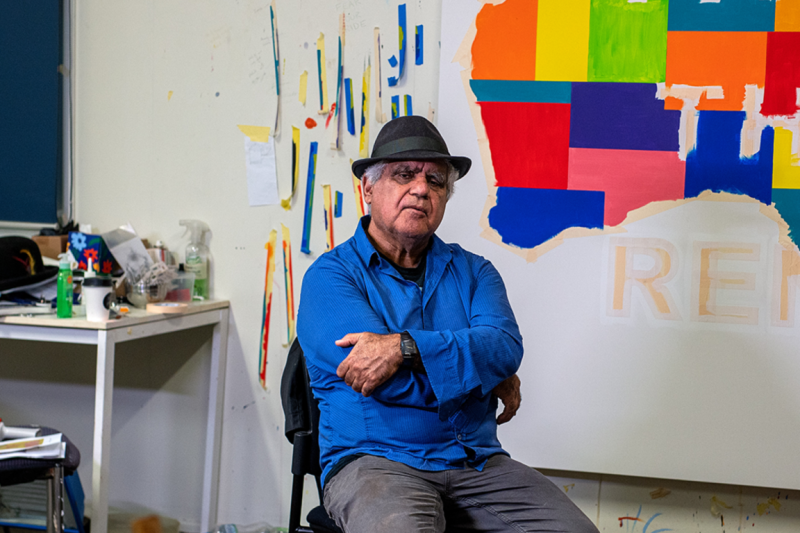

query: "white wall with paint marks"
(68, 0), (440, 528)
(2, 0), (800, 531)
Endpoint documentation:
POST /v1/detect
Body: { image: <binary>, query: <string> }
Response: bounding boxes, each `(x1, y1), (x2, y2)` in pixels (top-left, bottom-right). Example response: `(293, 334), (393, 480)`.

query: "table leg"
(92, 330), (115, 533)
(201, 309), (230, 533)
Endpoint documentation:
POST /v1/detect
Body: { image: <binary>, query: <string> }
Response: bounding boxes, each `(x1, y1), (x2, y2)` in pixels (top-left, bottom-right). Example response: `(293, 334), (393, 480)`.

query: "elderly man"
(297, 116), (598, 533)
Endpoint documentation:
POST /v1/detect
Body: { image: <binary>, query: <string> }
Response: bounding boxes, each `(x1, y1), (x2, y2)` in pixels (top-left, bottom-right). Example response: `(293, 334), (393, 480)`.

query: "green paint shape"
(587, 0), (668, 83)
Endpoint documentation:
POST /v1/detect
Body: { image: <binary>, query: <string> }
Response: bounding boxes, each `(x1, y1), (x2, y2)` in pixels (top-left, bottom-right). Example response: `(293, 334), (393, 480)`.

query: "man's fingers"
(335, 333), (362, 347)
(336, 357), (351, 378)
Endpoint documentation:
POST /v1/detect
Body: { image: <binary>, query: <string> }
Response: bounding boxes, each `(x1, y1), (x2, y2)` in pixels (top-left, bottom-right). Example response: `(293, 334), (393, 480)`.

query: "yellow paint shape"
(776, 0), (800, 31)
(167, 90), (174, 101)
(299, 70), (308, 105)
(710, 496), (732, 517)
(359, 63), (371, 158)
(237, 125), (271, 142)
(773, 127), (800, 189)
(535, 0), (590, 81)
(650, 488), (671, 499)
(757, 497), (782, 516)
(563, 483), (574, 493)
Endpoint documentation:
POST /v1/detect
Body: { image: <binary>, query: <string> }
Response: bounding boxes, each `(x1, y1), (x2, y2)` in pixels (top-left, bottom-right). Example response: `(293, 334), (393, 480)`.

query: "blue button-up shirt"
(297, 217), (523, 485)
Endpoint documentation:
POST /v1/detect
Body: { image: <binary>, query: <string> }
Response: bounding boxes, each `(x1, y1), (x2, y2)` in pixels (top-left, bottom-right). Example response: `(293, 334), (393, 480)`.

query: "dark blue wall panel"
(0, 1), (62, 223)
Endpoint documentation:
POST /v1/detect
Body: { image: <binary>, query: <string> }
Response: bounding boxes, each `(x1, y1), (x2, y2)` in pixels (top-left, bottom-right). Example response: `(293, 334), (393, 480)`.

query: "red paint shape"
(325, 103), (337, 128)
(479, 101), (570, 189)
(305, 117), (317, 129)
(762, 32), (800, 117)
(568, 148), (685, 226)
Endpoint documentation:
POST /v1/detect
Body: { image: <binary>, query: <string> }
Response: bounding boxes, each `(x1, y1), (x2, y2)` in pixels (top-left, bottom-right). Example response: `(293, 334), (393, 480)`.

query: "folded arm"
(297, 257), (437, 406)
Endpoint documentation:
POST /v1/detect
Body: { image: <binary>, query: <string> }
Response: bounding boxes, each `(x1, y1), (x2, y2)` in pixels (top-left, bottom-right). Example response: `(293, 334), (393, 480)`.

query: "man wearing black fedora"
(297, 116), (598, 532)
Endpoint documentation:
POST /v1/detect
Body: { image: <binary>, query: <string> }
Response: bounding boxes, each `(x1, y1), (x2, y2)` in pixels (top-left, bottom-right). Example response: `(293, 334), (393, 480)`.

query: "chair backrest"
(280, 338), (322, 478)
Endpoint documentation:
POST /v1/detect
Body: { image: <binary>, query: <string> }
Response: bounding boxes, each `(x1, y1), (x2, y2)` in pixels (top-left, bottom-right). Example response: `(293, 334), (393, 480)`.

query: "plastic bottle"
(0, 419), (41, 440)
(179, 220), (210, 300)
(57, 253), (73, 318)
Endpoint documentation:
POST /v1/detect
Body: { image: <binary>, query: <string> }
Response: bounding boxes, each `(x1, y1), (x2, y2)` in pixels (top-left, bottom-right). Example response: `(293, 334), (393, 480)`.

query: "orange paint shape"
(471, 0), (538, 81)
(776, 0), (800, 31)
(665, 31), (767, 111)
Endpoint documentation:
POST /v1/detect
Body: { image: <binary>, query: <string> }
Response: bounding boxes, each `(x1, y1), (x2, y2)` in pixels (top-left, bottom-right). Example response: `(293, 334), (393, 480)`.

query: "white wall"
(2, 0), (798, 531)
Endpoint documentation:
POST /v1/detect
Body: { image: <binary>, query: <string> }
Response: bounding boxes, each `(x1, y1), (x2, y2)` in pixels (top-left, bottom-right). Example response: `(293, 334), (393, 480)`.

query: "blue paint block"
(668, 0), (775, 31)
(570, 82), (680, 151)
(334, 191), (343, 218)
(773, 189), (800, 248)
(684, 111), (774, 205)
(388, 4), (407, 87)
(345, 78), (355, 135)
(415, 25), (423, 65)
(470, 80), (571, 104)
(404, 94), (413, 116)
(488, 188), (605, 249)
(388, 55), (398, 68)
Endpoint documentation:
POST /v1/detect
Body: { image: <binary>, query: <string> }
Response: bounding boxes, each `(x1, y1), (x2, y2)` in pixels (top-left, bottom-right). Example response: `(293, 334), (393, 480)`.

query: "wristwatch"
(400, 331), (419, 368)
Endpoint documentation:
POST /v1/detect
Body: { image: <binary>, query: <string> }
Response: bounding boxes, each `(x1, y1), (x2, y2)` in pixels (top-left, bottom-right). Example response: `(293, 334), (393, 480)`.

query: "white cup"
(83, 278), (114, 322)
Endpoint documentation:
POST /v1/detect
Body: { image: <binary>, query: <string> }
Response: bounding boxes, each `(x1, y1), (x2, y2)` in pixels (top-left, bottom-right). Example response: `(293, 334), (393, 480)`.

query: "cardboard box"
(32, 235), (68, 259)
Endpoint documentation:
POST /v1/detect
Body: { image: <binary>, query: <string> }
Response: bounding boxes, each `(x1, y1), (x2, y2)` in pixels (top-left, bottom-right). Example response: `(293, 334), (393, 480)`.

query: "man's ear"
(362, 178), (373, 204)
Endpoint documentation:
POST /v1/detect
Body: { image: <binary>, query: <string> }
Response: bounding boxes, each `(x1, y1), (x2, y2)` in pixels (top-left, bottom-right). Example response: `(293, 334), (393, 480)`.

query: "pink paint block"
(568, 148), (686, 226)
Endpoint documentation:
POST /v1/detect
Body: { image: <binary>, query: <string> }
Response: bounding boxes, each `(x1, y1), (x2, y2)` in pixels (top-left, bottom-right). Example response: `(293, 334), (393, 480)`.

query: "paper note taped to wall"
(238, 125), (279, 206)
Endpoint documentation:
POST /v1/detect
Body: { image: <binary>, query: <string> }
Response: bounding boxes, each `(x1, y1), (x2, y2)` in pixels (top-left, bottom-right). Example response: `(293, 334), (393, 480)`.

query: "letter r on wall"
(608, 238), (681, 320)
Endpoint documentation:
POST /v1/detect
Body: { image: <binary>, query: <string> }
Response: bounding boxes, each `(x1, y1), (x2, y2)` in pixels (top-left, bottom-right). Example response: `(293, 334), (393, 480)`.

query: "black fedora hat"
(352, 116), (472, 180)
(0, 236), (59, 294)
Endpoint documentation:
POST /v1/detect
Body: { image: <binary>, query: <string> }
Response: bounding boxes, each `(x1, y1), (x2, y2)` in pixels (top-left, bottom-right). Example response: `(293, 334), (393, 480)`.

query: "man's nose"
(408, 173), (430, 196)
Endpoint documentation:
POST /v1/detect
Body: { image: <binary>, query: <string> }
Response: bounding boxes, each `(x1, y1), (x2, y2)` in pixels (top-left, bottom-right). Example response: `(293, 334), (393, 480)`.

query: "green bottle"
(56, 253), (73, 318)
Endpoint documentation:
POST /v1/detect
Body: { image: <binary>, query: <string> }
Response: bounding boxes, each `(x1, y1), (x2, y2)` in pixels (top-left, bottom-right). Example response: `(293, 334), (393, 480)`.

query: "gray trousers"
(323, 454), (599, 533)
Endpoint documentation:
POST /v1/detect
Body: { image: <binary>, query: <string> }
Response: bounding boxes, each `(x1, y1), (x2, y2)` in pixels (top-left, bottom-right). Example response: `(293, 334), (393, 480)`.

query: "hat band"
(372, 136), (449, 159)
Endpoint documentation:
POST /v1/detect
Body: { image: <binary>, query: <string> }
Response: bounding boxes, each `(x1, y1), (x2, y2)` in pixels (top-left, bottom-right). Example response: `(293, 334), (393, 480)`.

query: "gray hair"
(362, 160), (459, 200)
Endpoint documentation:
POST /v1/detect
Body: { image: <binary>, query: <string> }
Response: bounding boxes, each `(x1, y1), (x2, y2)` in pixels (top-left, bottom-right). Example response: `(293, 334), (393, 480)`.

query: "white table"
(0, 301), (230, 533)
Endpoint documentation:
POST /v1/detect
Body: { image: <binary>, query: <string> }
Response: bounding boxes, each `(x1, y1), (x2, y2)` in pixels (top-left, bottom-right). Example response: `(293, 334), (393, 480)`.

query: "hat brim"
(352, 150), (472, 181)
(0, 266), (59, 294)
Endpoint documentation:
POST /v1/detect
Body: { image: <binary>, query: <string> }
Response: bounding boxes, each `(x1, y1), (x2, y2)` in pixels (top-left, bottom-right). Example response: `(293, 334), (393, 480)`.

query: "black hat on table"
(351, 116), (472, 180)
(0, 237), (59, 294)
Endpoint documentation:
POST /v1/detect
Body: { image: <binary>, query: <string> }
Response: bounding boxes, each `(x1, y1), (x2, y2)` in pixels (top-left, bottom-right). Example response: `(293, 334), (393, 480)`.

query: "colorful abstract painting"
(465, 0), (800, 254)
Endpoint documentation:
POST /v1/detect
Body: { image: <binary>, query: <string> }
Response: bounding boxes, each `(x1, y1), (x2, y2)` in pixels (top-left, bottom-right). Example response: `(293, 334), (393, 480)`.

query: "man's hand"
(336, 332), (403, 397)
(493, 374), (521, 424)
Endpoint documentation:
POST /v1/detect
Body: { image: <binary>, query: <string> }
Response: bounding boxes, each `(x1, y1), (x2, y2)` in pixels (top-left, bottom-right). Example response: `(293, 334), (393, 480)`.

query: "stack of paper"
(0, 433), (65, 461)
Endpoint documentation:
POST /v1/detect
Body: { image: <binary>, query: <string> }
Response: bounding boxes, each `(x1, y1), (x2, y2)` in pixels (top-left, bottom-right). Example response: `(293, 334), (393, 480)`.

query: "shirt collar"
(353, 215), (451, 270)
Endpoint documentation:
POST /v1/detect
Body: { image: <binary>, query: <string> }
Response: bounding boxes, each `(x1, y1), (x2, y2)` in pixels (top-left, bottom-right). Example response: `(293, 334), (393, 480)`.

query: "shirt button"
(457, 434), (463, 441)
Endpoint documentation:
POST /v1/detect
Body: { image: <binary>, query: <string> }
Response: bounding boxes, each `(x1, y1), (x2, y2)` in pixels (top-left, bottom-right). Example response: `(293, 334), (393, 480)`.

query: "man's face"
(363, 160), (449, 245)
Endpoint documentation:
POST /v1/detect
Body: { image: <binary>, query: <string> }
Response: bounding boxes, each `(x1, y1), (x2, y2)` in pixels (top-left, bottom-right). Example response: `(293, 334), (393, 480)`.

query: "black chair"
(280, 339), (342, 533)
(0, 427), (82, 533)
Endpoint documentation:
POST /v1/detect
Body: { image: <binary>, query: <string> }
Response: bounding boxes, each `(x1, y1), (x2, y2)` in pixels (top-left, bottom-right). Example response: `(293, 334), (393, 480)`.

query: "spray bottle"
(179, 220), (211, 300)
(57, 253), (73, 318)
